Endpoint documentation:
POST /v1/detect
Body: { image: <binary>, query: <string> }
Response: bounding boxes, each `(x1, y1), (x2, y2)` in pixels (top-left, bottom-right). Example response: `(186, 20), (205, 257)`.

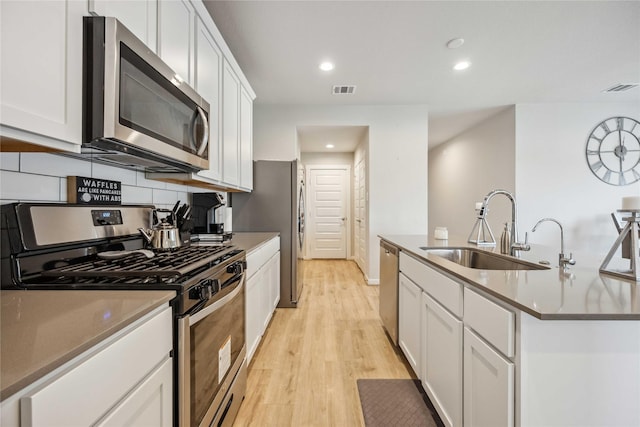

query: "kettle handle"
(155, 208), (177, 225)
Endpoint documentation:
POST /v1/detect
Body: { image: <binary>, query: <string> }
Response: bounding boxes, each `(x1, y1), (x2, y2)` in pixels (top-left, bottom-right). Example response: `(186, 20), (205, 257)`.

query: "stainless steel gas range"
(1, 203), (247, 427)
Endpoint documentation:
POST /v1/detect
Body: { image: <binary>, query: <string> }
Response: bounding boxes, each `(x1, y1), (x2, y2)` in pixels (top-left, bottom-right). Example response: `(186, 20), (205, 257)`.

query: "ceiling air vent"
(603, 83), (639, 93)
(332, 85), (356, 95)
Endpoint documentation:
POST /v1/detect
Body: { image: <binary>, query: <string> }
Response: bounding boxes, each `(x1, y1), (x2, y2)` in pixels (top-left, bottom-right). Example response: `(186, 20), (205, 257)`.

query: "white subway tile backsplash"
(59, 179), (68, 202)
(165, 182), (185, 191)
(91, 162), (137, 185)
(0, 153), (20, 171)
(0, 150), (195, 204)
(122, 185), (154, 205)
(21, 153), (92, 177)
(137, 171), (166, 189)
(177, 191), (188, 204)
(1, 170), (61, 201)
(152, 188), (179, 205)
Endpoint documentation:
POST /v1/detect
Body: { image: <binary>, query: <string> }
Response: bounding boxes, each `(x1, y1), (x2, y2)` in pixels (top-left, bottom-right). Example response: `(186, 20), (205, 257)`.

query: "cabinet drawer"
(246, 236), (280, 279)
(464, 288), (514, 358)
(400, 252), (462, 317)
(20, 305), (172, 427)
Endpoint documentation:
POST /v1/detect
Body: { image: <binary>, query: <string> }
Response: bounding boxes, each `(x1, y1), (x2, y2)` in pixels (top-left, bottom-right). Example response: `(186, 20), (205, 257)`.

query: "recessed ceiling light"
(453, 61), (471, 71)
(319, 61), (335, 71)
(326, 144), (334, 149)
(446, 38), (465, 49)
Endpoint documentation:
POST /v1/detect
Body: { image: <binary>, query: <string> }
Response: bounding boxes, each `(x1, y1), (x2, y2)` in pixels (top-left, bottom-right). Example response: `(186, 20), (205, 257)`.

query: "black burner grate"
(41, 245), (232, 283)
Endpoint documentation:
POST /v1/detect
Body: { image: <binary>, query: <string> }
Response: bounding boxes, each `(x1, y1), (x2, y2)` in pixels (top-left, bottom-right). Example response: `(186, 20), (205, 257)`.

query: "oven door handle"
(188, 272), (245, 326)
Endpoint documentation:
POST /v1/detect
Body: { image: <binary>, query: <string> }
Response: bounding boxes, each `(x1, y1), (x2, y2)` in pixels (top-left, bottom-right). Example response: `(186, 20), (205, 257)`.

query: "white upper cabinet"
(89, 0), (157, 50)
(194, 16), (222, 181)
(1, 0), (255, 190)
(240, 85), (254, 190)
(147, 0), (255, 191)
(222, 60), (240, 187)
(157, 0), (194, 85)
(0, 0), (85, 150)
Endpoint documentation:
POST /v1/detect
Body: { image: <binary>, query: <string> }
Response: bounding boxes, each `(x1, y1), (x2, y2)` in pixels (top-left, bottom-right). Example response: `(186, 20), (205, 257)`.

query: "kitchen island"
(379, 234), (640, 427)
(380, 234), (640, 320)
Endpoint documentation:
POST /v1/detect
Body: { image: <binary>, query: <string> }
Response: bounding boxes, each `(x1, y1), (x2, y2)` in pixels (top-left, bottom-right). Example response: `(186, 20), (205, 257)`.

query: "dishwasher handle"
(380, 240), (398, 256)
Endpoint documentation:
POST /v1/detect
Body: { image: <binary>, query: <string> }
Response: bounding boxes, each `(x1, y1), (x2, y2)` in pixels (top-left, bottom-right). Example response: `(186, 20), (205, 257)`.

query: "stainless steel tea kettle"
(138, 209), (181, 250)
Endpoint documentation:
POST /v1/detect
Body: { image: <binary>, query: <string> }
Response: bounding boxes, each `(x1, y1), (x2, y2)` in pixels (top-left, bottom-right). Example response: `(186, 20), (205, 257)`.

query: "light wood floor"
(233, 260), (413, 427)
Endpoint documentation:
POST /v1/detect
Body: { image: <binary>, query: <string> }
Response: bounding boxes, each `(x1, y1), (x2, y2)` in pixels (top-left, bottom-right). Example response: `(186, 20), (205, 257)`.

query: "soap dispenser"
(500, 222), (511, 255)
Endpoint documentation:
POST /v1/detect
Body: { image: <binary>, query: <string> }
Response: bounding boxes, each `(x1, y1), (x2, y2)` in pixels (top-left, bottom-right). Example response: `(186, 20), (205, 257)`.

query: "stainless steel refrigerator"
(231, 160), (305, 308)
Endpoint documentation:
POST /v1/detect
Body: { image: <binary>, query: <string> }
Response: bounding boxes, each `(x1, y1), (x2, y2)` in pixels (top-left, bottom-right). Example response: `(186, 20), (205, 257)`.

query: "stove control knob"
(226, 262), (243, 275)
(189, 280), (213, 300)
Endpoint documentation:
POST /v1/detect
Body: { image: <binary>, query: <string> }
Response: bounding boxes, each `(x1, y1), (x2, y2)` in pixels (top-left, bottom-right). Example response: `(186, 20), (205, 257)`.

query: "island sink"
(420, 247), (550, 271)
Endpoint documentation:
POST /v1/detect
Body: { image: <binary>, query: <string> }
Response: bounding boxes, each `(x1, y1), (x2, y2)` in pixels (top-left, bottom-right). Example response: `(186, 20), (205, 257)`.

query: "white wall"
(301, 152), (354, 165)
(516, 103), (640, 265)
(0, 153), (197, 209)
(429, 107), (516, 241)
(354, 133), (370, 278)
(254, 105), (429, 283)
(428, 102), (640, 268)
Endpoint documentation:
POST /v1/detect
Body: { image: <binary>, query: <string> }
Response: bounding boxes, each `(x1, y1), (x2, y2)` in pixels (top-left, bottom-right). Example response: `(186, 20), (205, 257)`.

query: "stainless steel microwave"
(82, 16), (210, 172)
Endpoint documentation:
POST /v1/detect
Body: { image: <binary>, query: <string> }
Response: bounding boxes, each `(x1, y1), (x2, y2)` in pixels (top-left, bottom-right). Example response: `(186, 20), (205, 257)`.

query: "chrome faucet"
(480, 189), (530, 257)
(532, 218), (576, 269)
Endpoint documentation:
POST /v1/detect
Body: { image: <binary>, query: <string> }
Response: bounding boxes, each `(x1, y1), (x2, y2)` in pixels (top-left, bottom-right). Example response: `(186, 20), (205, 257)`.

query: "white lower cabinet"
(246, 265), (265, 364)
(394, 248), (640, 427)
(398, 272), (422, 376)
(95, 358), (173, 427)
(463, 327), (514, 427)
(421, 292), (462, 427)
(267, 251), (281, 318)
(398, 252), (514, 427)
(245, 236), (281, 364)
(15, 305), (173, 427)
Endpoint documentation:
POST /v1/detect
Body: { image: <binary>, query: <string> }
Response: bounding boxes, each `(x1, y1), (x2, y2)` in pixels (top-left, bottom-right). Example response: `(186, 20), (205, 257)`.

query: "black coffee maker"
(192, 193), (226, 234)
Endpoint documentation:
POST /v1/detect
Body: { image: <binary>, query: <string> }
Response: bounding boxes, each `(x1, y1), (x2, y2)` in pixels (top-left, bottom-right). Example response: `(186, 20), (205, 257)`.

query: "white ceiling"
(203, 1), (640, 149)
(297, 125), (368, 152)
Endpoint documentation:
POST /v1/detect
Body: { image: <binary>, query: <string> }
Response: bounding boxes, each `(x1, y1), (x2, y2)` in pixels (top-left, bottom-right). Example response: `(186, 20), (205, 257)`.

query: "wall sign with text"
(67, 176), (122, 204)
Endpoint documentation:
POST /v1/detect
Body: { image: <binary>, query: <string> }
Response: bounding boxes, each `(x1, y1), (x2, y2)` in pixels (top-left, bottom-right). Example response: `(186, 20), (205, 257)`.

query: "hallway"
(233, 260), (413, 426)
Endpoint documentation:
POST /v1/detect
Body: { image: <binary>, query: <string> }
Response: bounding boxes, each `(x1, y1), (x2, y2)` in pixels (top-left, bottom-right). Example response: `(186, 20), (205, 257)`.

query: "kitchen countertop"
(0, 290), (175, 400)
(230, 232), (280, 254)
(379, 234), (640, 320)
(191, 232), (280, 254)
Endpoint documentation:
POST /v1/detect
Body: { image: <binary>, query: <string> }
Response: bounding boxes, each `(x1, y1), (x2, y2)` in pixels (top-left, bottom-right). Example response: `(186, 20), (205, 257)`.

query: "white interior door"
(307, 166), (350, 259)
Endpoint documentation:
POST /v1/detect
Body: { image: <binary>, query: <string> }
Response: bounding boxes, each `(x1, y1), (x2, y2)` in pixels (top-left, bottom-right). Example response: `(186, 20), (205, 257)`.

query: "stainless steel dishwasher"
(379, 240), (399, 346)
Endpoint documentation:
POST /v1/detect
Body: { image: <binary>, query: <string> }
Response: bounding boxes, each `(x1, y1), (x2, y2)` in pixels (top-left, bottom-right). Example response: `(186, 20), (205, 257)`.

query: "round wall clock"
(585, 116), (640, 186)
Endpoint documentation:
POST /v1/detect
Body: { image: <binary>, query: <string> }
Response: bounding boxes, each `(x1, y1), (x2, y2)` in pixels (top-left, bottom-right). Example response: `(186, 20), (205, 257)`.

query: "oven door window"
(190, 282), (245, 426)
(119, 43), (207, 156)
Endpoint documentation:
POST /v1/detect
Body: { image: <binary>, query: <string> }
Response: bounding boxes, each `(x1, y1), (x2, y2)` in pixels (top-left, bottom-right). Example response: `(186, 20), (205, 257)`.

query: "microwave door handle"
(190, 106), (209, 156)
